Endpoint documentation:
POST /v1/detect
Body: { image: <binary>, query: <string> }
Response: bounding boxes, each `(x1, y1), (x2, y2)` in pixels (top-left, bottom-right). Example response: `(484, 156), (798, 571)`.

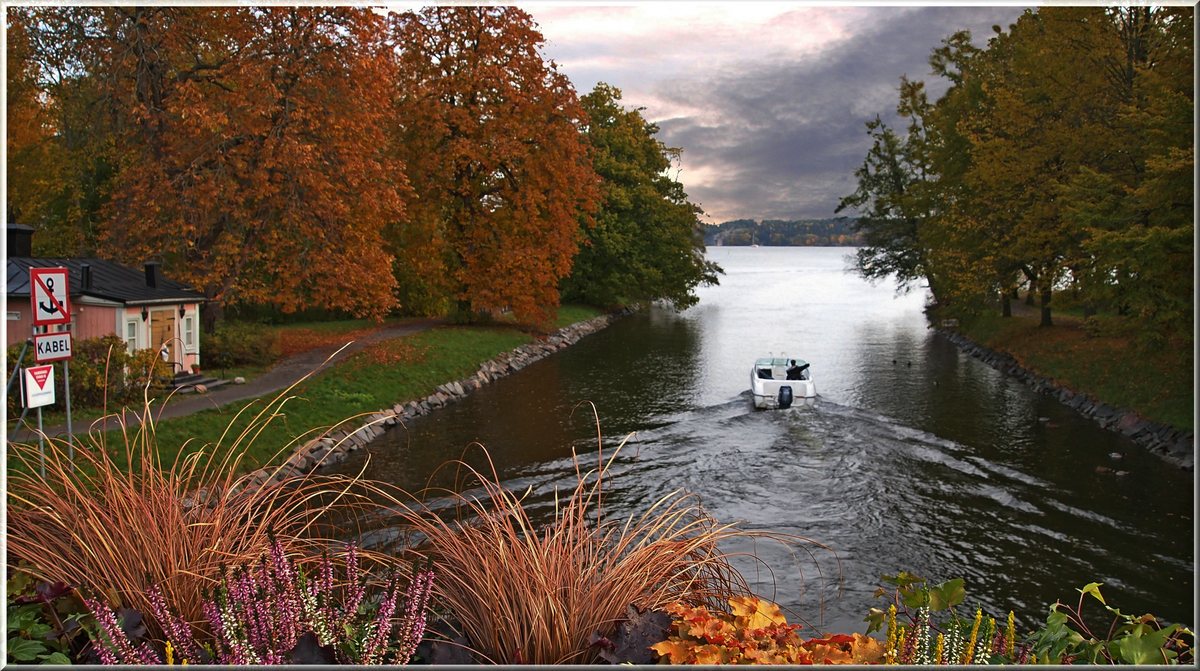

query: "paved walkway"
(8, 317), (442, 442)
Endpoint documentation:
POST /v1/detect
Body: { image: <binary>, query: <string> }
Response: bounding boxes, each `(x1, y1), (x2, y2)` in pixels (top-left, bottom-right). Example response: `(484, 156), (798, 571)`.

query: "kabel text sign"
(30, 268), (71, 326)
(33, 332), (73, 363)
(23, 365), (56, 408)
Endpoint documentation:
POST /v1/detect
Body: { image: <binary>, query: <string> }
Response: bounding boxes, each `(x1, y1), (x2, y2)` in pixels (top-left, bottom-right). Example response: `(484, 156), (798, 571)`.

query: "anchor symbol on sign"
(39, 277), (62, 315)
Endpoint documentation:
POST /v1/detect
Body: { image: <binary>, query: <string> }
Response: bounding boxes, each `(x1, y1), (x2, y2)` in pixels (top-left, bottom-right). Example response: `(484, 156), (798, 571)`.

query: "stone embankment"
(939, 329), (1194, 470)
(234, 311), (629, 491)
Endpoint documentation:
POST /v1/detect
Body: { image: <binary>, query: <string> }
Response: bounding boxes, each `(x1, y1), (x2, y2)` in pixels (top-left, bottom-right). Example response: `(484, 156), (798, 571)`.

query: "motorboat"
(751, 356), (816, 409)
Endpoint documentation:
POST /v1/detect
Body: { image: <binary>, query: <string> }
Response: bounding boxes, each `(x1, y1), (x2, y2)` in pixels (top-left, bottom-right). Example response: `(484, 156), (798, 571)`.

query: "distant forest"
(704, 218), (864, 246)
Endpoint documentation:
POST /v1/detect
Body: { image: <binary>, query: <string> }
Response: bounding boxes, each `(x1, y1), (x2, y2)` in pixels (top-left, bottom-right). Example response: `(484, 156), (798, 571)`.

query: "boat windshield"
(755, 357), (806, 367)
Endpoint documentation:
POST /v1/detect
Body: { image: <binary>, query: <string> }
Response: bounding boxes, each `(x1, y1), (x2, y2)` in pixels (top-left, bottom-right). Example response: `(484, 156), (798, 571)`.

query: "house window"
(125, 320), (139, 354)
(183, 314), (196, 352)
(6, 312), (18, 321)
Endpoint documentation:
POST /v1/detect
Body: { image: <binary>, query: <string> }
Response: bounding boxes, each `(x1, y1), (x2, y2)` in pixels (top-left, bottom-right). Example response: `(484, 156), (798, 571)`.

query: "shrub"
(202, 321), (281, 369)
(5, 336), (170, 417)
(370, 438), (828, 664)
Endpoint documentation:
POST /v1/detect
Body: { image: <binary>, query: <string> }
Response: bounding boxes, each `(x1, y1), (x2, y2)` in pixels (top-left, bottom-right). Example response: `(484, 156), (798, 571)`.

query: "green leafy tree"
(6, 8), (119, 257)
(1058, 7), (1193, 345)
(835, 113), (931, 293)
(563, 83), (721, 310)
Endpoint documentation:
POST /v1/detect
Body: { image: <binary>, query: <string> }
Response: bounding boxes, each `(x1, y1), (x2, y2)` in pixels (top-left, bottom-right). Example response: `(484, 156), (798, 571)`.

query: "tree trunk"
(1083, 304), (1096, 318)
(1010, 286), (1020, 300)
(1002, 292), (1012, 317)
(201, 299), (224, 335)
(1039, 288), (1053, 327)
(1025, 286), (1037, 306)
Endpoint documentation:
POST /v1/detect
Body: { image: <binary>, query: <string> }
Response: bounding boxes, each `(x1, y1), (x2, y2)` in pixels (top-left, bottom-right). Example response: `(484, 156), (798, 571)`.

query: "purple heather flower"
(360, 575), (401, 664)
(393, 570), (435, 664)
(343, 543), (366, 621)
(146, 584), (202, 662)
(84, 595), (162, 665)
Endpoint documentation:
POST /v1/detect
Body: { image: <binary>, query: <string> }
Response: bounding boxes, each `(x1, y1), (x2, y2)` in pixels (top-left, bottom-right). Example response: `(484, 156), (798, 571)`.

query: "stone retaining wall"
(938, 329), (1194, 470)
(235, 310), (630, 489)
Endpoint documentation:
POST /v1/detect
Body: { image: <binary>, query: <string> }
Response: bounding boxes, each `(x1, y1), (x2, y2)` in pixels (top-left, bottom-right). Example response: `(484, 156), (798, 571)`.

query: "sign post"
(30, 267), (74, 465)
(22, 364), (55, 477)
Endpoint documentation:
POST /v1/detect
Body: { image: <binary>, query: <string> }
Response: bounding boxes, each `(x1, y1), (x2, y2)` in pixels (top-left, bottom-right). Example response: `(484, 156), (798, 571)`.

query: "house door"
(150, 309), (177, 371)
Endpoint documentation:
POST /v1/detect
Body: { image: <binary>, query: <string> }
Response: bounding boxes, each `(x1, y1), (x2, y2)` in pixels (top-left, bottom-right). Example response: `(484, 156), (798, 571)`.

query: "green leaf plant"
(865, 574), (1194, 665)
(6, 566), (92, 664)
(1025, 582), (1194, 664)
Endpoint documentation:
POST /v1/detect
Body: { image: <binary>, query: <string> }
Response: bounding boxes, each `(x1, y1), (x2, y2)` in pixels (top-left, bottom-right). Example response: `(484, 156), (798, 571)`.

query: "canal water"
(328, 246), (1194, 634)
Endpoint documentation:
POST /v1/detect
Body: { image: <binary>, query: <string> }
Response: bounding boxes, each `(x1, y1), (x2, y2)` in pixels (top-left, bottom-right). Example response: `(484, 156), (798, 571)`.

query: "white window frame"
(125, 319), (139, 354)
(182, 311), (197, 353)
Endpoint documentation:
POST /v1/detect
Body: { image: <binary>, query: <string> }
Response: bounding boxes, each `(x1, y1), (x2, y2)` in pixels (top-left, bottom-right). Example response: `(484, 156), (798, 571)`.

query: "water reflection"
(326, 247), (1193, 634)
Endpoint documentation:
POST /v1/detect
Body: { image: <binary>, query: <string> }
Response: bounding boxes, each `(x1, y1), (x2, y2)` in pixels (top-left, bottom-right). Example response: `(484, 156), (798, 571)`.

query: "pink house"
(6, 224), (205, 375)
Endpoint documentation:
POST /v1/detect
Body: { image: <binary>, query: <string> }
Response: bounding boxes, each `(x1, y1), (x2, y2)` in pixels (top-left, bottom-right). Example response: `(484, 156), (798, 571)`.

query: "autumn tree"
(389, 6), (600, 326)
(562, 83), (720, 310)
(12, 7), (406, 327)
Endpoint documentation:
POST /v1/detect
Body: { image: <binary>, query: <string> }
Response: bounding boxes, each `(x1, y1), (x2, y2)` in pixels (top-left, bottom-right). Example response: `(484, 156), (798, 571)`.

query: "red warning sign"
(23, 364), (56, 408)
(30, 267), (71, 327)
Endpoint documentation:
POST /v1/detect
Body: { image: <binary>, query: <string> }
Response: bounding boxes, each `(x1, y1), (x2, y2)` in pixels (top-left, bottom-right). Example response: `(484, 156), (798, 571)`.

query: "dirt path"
(8, 317), (443, 442)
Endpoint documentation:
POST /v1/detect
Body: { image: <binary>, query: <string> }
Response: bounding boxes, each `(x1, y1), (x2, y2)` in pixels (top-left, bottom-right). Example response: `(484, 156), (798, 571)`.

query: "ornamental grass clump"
(6, 357), (402, 640)
(374, 433), (830, 664)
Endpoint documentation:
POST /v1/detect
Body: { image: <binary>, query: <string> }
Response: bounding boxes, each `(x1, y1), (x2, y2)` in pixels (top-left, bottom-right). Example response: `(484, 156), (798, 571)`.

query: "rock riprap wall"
(238, 311), (629, 489)
(939, 330), (1193, 470)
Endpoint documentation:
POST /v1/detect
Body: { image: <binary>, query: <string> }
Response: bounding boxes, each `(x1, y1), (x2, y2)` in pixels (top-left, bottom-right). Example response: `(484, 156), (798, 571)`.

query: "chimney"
(144, 261), (160, 288)
(6, 223), (34, 257)
(81, 263), (92, 291)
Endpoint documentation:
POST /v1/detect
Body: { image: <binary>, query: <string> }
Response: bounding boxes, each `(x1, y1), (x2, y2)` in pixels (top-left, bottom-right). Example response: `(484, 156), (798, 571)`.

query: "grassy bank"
(9, 305), (604, 475)
(145, 325), (532, 472)
(954, 308), (1193, 432)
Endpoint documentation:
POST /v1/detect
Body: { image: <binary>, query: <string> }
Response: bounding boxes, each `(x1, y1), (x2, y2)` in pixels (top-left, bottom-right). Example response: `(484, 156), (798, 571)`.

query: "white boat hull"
(751, 378), (817, 409)
(751, 355), (816, 409)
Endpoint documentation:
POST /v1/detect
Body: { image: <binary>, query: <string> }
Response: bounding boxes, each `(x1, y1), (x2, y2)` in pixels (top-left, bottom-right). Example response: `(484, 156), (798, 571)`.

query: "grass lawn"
(145, 325), (531, 472)
(958, 309), (1193, 432)
(9, 305), (606, 476)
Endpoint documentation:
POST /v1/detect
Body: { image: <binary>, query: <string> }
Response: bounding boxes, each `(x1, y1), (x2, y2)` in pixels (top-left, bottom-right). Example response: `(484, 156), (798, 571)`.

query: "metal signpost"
(22, 364), (55, 476)
(28, 267), (75, 467)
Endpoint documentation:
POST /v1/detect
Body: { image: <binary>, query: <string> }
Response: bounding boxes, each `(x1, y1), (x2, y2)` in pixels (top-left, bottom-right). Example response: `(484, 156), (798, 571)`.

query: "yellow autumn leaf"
(729, 595), (788, 629)
(850, 633), (886, 664)
(649, 639), (694, 663)
(692, 644), (731, 665)
(808, 642), (854, 665)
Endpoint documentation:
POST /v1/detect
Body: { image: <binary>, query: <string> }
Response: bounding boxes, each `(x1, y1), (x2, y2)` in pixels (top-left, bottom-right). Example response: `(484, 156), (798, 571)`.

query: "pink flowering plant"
(83, 533), (434, 665)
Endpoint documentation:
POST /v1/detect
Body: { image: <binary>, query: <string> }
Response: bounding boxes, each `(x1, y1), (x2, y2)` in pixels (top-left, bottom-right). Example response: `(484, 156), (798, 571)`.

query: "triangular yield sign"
(29, 367), (51, 389)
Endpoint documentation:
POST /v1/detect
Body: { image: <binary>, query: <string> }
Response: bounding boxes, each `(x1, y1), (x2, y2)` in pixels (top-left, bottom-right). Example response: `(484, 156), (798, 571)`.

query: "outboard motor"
(777, 385), (793, 409)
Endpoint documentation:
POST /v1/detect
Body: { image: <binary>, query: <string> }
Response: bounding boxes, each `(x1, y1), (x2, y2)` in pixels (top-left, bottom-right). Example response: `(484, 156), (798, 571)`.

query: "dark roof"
(7, 257), (205, 305)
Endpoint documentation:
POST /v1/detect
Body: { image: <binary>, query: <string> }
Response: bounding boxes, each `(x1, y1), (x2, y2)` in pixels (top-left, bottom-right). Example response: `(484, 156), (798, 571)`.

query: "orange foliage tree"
(19, 7), (406, 325)
(389, 6), (600, 326)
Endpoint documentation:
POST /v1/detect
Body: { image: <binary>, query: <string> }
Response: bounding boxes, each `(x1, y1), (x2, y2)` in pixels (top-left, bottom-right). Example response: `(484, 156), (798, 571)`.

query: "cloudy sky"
(520, 2), (1030, 223)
